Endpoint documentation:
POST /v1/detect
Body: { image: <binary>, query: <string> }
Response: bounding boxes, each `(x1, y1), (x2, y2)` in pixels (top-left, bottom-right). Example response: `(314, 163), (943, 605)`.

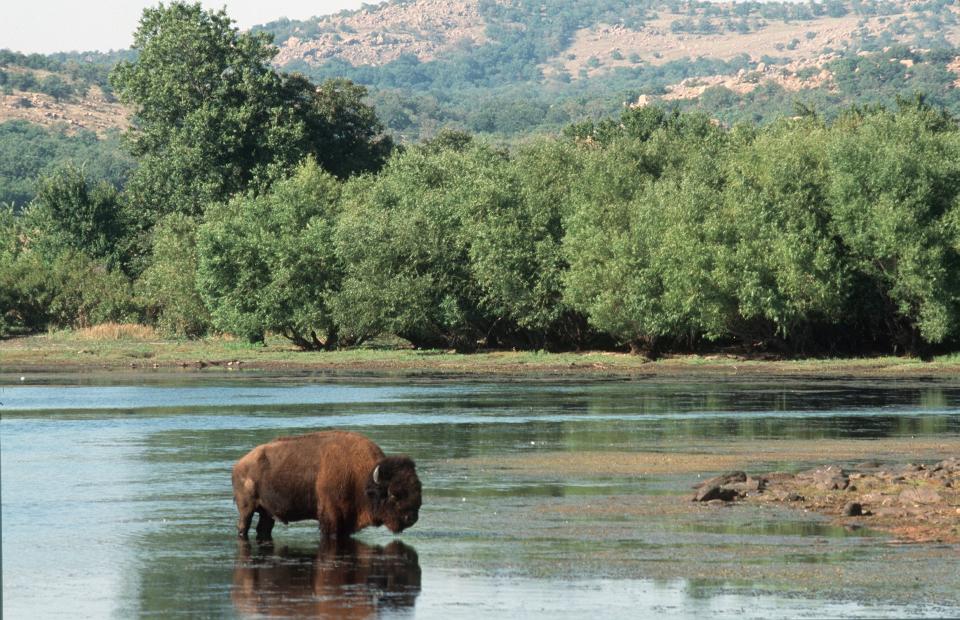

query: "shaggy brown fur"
(232, 430), (421, 539)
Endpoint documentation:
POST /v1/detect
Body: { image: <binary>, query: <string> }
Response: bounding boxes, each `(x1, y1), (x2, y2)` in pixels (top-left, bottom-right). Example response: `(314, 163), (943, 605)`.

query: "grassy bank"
(2, 325), (960, 378)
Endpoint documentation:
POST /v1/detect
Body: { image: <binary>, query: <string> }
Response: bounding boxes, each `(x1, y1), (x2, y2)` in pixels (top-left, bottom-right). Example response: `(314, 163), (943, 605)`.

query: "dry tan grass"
(71, 323), (160, 341)
(547, 11), (960, 79)
(0, 86), (129, 136)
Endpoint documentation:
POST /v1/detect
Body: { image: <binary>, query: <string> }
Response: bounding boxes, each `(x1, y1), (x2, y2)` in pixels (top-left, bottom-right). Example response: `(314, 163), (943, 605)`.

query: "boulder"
(692, 471), (747, 490)
(815, 476), (849, 491)
(764, 471), (796, 483)
(693, 484), (741, 502)
(893, 463), (925, 474)
(842, 502), (863, 517)
(933, 457), (960, 473)
(899, 487), (942, 505)
(769, 489), (804, 502)
(726, 477), (766, 494)
(802, 465), (849, 491)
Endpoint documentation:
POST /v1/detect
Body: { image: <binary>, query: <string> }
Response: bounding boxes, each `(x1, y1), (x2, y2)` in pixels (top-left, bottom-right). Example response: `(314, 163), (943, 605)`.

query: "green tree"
(136, 214), (210, 337)
(2, 201), (140, 334)
(466, 139), (587, 347)
(0, 121), (134, 210)
(44, 251), (141, 328)
(333, 147), (490, 350)
(308, 78), (393, 179)
(0, 206), (44, 336)
(196, 159), (343, 348)
(718, 119), (849, 351)
(563, 114), (732, 355)
(826, 104), (960, 351)
(112, 2), (307, 223)
(37, 74), (73, 100)
(112, 2), (392, 228)
(26, 164), (129, 269)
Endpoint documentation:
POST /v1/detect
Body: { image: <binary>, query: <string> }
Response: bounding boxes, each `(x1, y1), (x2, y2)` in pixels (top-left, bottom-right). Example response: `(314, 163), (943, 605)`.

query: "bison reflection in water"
(232, 538), (421, 618)
(232, 431), (422, 539)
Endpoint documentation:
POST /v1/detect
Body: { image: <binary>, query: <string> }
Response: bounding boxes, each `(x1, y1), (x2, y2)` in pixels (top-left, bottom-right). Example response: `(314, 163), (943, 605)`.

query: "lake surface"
(2, 373), (959, 618)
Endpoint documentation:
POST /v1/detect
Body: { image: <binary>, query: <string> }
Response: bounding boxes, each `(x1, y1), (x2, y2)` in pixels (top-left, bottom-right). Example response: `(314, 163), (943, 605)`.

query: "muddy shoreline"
(455, 441), (960, 545)
(691, 459), (960, 543)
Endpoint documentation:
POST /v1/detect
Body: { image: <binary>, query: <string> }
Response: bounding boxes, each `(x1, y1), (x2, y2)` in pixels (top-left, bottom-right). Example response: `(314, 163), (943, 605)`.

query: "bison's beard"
(385, 512), (419, 534)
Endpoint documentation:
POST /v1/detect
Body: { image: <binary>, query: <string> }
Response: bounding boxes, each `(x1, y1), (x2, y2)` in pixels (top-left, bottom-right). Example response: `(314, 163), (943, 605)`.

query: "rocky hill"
(0, 86), (127, 136)
(256, 0), (960, 138)
(5, 0), (960, 140)
(274, 0), (488, 67)
(0, 51), (128, 135)
(269, 0), (960, 75)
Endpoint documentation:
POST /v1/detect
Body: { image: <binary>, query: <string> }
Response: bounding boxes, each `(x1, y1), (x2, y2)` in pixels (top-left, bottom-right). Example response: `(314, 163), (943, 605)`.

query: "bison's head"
(366, 456), (422, 534)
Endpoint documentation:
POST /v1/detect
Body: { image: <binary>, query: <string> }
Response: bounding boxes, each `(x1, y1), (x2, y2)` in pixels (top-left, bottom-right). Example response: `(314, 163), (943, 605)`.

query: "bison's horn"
(372, 465), (380, 484)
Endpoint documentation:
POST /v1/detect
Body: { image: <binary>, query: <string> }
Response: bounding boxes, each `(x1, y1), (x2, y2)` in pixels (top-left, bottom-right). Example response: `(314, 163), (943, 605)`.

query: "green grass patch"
(2, 330), (959, 378)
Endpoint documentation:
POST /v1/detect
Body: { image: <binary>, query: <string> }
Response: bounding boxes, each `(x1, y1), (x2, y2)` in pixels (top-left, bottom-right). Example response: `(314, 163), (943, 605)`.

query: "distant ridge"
(5, 0), (960, 140)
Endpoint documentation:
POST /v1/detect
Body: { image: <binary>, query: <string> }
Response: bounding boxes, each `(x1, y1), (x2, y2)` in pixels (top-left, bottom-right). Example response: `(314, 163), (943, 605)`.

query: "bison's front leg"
(236, 502), (255, 539)
(255, 509), (275, 540)
(318, 502), (352, 539)
(318, 509), (340, 539)
(233, 473), (258, 539)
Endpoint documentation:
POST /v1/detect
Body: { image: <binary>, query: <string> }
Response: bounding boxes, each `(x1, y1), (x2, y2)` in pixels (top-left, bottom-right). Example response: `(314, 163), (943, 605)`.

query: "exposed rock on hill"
(0, 85), (127, 135)
(273, 0), (488, 67)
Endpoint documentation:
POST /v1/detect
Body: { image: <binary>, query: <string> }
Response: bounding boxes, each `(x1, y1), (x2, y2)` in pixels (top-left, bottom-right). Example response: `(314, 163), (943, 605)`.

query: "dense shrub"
(825, 105), (960, 351)
(136, 214), (210, 338)
(333, 146), (489, 350)
(196, 159), (343, 348)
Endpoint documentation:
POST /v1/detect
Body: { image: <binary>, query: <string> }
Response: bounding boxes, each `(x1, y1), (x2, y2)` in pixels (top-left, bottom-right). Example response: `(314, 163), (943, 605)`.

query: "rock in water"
(842, 502), (863, 516)
(692, 471), (747, 490)
(693, 484), (741, 502)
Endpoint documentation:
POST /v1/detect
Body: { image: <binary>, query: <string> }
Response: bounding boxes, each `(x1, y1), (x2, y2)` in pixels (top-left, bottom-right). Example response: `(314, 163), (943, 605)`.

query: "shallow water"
(2, 374), (959, 618)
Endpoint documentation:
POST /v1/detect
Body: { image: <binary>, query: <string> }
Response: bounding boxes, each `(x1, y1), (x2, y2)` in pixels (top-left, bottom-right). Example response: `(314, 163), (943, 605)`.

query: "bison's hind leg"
(255, 509), (275, 541)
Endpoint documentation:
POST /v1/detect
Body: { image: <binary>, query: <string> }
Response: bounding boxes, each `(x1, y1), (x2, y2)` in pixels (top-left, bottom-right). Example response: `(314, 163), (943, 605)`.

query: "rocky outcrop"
(689, 458), (960, 543)
(273, 0), (487, 67)
(0, 86), (128, 135)
(691, 470), (767, 502)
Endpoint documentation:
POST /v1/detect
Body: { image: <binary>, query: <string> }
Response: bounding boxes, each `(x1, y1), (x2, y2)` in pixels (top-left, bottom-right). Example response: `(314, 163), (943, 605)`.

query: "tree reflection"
(232, 538), (421, 618)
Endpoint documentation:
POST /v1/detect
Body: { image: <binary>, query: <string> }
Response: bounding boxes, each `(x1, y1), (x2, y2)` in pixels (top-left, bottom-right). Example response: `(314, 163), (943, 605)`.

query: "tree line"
(3, 3), (960, 357)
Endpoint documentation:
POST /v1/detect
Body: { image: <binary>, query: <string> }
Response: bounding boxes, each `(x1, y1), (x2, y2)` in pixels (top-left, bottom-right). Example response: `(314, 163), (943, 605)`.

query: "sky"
(1, 1), (368, 54)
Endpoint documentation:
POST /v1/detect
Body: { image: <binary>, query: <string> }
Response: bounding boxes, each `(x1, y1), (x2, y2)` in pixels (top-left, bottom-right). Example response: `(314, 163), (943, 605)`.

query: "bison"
(232, 430), (422, 539)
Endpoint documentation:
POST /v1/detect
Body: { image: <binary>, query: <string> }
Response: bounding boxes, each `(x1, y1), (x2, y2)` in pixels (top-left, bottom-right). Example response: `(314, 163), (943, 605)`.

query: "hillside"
(0, 50), (129, 134)
(5, 0), (960, 193)
(0, 50), (132, 208)
(255, 0), (960, 138)
(1, 83), (127, 135)
(267, 1), (959, 75)
(5, 1), (960, 140)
